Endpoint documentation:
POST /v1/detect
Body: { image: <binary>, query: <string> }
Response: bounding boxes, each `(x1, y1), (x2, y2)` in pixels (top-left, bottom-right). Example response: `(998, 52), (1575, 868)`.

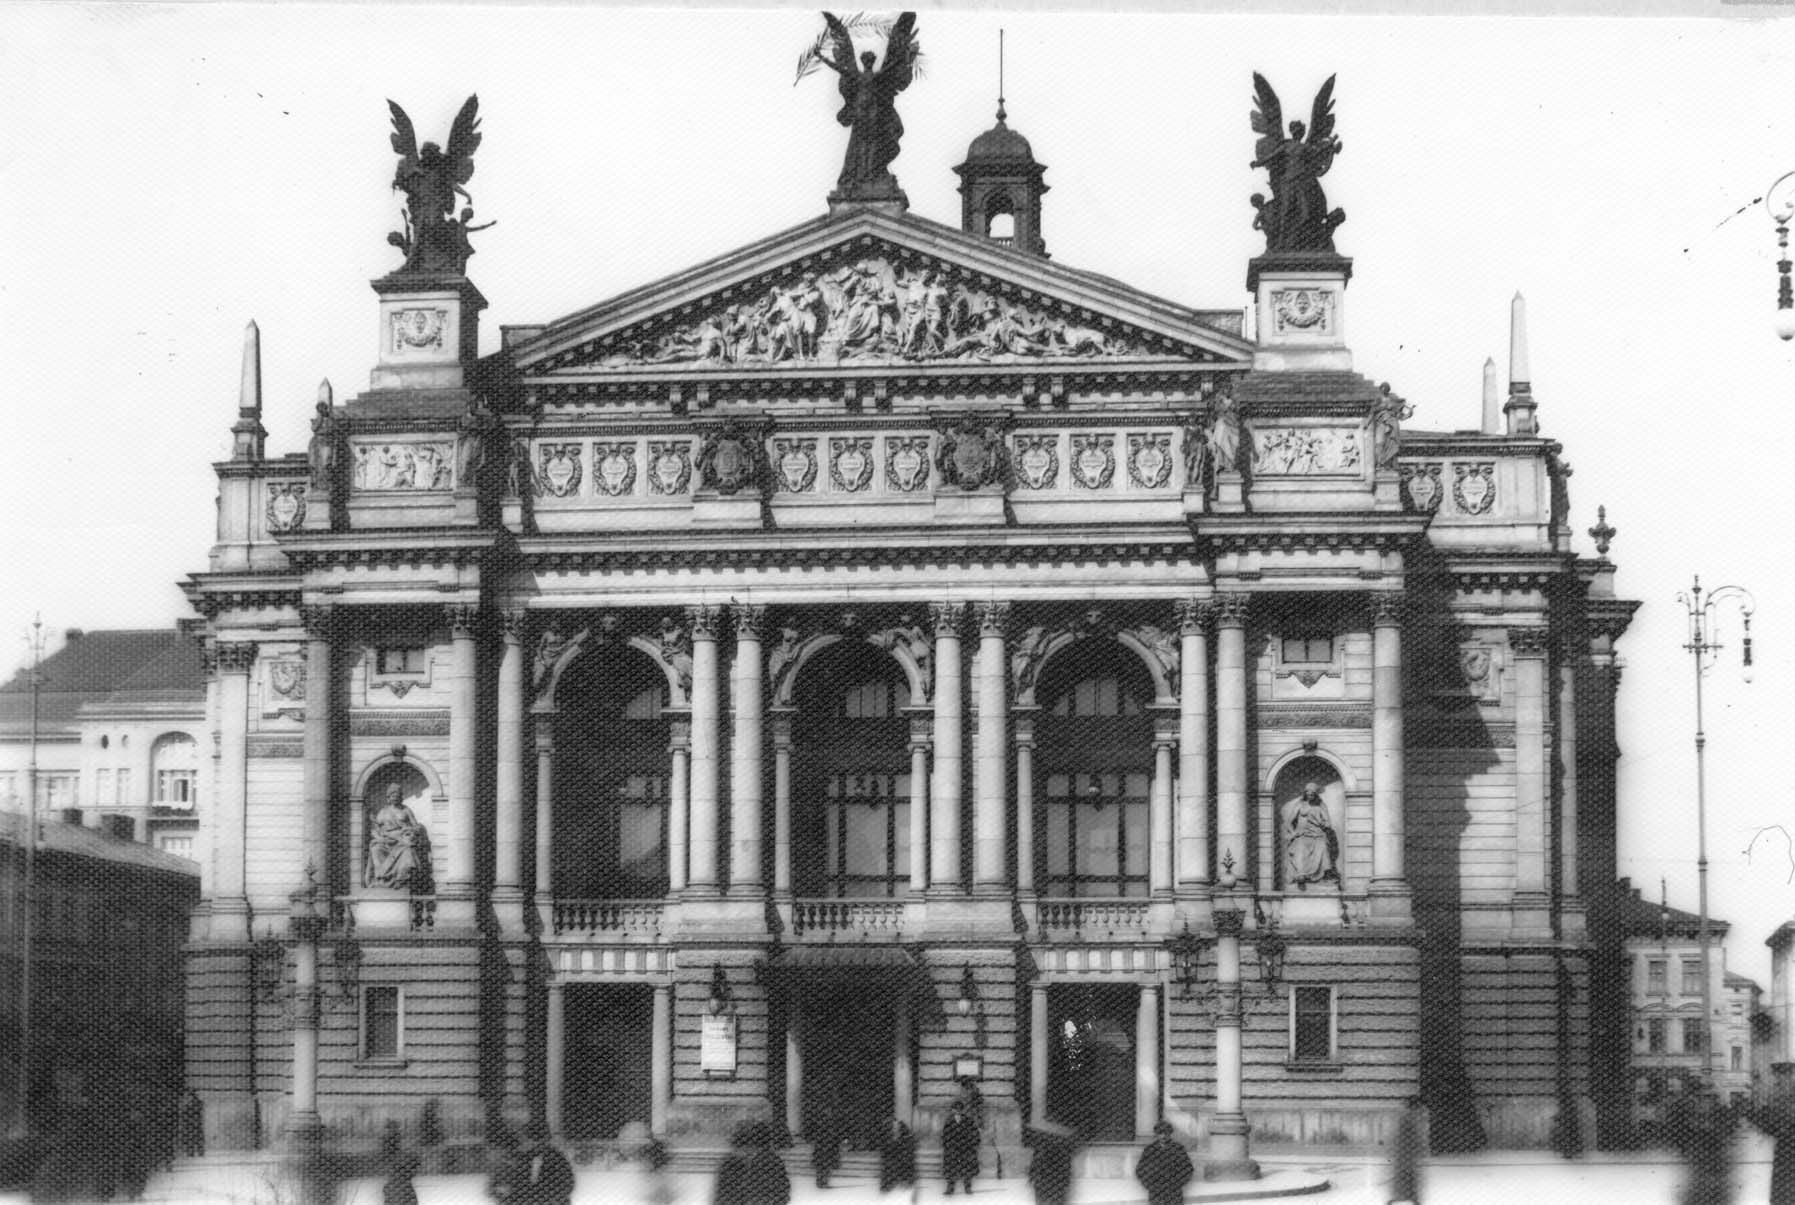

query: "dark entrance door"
(801, 983), (895, 1152)
(1046, 983), (1137, 1141)
(563, 983), (653, 1140)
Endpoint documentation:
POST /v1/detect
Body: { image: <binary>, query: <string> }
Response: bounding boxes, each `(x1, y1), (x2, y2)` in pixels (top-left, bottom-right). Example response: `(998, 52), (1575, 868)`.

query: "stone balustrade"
(790, 897), (907, 939)
(550, 898), (665, 938)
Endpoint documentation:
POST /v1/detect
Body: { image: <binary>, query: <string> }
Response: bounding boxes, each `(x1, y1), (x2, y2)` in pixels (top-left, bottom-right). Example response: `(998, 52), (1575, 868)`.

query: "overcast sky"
(2, 2), (1791, 983)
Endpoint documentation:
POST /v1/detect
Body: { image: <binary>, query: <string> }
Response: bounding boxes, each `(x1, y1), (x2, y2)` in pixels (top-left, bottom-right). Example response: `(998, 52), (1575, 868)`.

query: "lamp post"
(1769, 172), (1795, 341)
(1678, 575), (1754, 1083)
(10, 618), (46, 1139)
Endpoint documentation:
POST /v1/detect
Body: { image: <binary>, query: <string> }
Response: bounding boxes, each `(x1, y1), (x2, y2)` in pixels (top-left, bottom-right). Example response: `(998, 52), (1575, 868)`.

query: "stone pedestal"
(352, 890), (415, 931)
(1248, 253), (1353, 374)
(370, 274), (486, 392)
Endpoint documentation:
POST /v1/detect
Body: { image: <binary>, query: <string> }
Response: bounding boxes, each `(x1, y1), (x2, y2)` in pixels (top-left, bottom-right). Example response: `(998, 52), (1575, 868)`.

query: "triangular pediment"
(504, 209), (1252, 380)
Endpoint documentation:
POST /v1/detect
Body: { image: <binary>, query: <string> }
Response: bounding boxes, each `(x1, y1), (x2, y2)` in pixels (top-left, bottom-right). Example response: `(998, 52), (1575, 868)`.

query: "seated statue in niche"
(1283, 781), (1339, 890)
(363, 782), (434, 893)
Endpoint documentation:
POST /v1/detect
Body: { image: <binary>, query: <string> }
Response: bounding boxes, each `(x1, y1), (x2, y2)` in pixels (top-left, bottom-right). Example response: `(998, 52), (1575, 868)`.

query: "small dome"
(963, 110), (1036, 165)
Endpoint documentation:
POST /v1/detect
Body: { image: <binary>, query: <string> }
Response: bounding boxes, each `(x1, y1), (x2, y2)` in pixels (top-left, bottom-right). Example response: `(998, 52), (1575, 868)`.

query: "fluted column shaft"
(1558, 637), (1581, 901)
(974, 602), (1009, 891)
(1150, 736), (1175, 896)
(1370, 593), (1409, 910)
(687, 606), (722, 892)
(651, 984), (672, 1135)
(785, 1020), (804, 1137)
(668, 719), (690, 893)
(1175, 600), (1212, 890)
(213, 641), (255, 940)
(1014, 712), (1037, 895)
(300, 609), (334, 883)
(494, 609), (526, 932)
(930, 603), (965, 891)
(1135, 984), (1160, 1135)
(534, 727), (555, 928)
(1512, 627), (1551, 903)
(1214, 594), (1251, 888)
(772, 712), (794, 898)
(1030, 984), (1049, 1122)
(729, 605), (765, 893)
(893, 991), (913, 1127)
(908, 715), (931, 894)
(443, 604), (480, 909)
(545, 982), (566, 1137)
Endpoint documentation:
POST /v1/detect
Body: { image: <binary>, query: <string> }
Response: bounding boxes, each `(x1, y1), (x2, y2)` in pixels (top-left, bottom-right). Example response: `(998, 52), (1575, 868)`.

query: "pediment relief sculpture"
(587, 256), (1159, 369)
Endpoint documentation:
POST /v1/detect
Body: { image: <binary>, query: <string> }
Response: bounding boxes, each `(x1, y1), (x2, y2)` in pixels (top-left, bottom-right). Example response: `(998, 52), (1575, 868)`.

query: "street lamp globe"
(1768, 172), (1795, 340)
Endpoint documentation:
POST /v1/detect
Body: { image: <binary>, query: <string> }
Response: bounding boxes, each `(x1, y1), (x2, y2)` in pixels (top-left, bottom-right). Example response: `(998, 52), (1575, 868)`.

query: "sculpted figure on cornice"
(1368, 383), (1412, 471)
(596, 257), (1148, 368)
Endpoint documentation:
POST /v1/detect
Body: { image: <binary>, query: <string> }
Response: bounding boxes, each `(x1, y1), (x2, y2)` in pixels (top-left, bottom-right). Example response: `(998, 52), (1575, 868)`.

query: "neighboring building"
(179, 72), (1639, 1161)
(0, 624), (207, 860)
(0, 810), (199, 1129)
(1616, 880), (1760, 1140)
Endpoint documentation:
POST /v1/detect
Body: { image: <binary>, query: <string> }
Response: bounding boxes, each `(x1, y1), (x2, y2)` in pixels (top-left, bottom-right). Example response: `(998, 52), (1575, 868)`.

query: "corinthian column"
(729, 604), (765, 894)
(973, 601), (1010, 892)
(687, 605), (722, 894)
(930, 603), (965, 892)
(1511, 624), (1552, 938)
(300, 607), (335, 888)
(494, 608), (527, 934)
(1175, 599), (1212, 895)
(1369, 592), (1411, 922)
(212, 640), (256, 941)
(1214, 593), (1251, 892)
(1558, 632), (1585, 938)
(440, 603), (481, 925)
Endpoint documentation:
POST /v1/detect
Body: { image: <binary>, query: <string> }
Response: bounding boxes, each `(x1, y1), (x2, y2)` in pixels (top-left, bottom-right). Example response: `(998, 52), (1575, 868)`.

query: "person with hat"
(941, 1101), (981, 1195)
(1135, 1121), (1194, 1205)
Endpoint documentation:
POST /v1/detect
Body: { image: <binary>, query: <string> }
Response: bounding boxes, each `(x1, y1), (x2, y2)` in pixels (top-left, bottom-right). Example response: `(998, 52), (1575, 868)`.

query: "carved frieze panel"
(647, 441), (694, 496)
(695, 423), (766, 495)
(1400, 463), (1444, 513)
(351, 442), (454, 491)
(1012, 434), (1060, 490)
(1070, 434), (1115, 489)
(535, 444), (585, 498)
(1458, 643), (1501, 702)
(589, 254), (1157, 368)
(1269, 288), (1336, 336)
(885, 436), (932, 492)
(265, 482), (307, 532)
(592, 442), (637, 496)
(772, 438), (819, 493)
(935, 415), (1009, 490)
(1452, 463), (1497, 514)
(1126, 433), (1174, 489)
(830, 437), (875, 492)
(390, 308), (448, 353)
(1251, 427), (1362, 476)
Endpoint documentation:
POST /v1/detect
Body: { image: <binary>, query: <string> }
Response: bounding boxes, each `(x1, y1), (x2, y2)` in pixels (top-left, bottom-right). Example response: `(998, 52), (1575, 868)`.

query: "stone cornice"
(277, 528), (503, 572)
(1443, 556), (1572, 593)
(1194, 512), (1431, 553)
(522, 538), (1201, 574)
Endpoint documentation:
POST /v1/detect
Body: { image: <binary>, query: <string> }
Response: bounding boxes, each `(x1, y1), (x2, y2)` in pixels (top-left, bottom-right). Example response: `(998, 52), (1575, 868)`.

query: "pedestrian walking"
(637, 1137), (678, 1205)
(492, 1122), (576, 1205)
(879, 1118), (917, 1194)
(1669, 1083), (1736, 1205)
(1026, 1123), (1075, 1205)
(1135, 1121), (1193, 1205)
(177, 1088), (205, 1158)
(1388, 1097), (1425, 1205)
(713, 1121), (791, 1205)
(942, 1100), (981, 1195)
(382, 1151), (421, 1205)
(811, 1101), (843, 1189)
(1749, 1090), (1795, 1205)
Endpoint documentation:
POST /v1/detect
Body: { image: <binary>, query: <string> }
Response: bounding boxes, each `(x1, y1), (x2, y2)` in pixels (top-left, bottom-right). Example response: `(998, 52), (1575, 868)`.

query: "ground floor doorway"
(1046, 983), (1138, 1141)
(799, 984), (896, 1152)
(562, 983), (654, 1140)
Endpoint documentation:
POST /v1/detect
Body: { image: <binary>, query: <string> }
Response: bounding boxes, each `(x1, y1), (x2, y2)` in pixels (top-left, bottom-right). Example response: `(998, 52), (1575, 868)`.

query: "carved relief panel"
(351, 441), (455, 491)
(829, 437), (875, 492)
(646, 441), (694, 496)
(265, 482), (307, 533)
(592, 442), (638, 496)
(1251, 427), (1363, 476)
(1452, 463), (1497, 514)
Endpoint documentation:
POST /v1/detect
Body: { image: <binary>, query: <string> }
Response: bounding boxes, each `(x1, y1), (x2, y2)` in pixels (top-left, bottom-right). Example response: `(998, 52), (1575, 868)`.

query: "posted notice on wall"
(701, 1014), (737, 1078)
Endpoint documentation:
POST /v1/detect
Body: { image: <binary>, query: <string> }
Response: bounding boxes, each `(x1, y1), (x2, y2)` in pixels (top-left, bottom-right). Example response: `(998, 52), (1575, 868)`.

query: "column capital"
(686, 603), (723, 640)
(299, 604), (336, 640)
(770, 709), (794, 745)
(1013, 709), (1037, 744)
(930, 601), (967, 638)
(734, 602), (767, 641)
(445, 602), (481, 639)
(908, 712), (934, 747)
(1368, 590), (1407, 629)
(1175, 597), (1215, 636)
(499, 607), (527, 644)
(1508, 625), (1552, 657)
(215, 641), (258, 676)
(667, 716), (693, 749)
(975, 600), (1011, 637)
(1214, 592), (1250, 628)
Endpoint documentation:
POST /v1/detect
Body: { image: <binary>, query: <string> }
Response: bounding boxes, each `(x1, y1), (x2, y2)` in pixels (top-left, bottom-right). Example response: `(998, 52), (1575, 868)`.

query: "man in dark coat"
(811, 1102), (843, 1189)
(1135, 1121), (1194, 1205)
(1027, 1126), (1075, 1205)
(1388, 1097), (1424, 1205)
(1749, 1092), (1795, 1205)
(942, 1101), (981, 1195)
(879, 1118), (917, 1194)
(494, 1123), (575, 1205)
(714, 1121), (792, 1205)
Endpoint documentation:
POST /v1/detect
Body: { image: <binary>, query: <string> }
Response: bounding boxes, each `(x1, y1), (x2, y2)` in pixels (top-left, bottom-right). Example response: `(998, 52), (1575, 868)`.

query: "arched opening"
(1271, 754), (1345, 891)
(792, 642), (913, 898)
(1036, 641), (1154, 898)
(553, 646), (672, 900)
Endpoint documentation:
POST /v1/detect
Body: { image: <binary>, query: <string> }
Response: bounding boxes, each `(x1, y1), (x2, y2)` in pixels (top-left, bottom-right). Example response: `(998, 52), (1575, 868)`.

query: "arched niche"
(347, 756), (440, 896)
(1267, 752), (1349, 892)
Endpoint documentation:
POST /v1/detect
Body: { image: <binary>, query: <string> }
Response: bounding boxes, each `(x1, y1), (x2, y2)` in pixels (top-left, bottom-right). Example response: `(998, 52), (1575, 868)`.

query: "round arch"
(533, 625), (691, 713)
(1020, 626), (1176, 708)
(773, 630), (927, 710)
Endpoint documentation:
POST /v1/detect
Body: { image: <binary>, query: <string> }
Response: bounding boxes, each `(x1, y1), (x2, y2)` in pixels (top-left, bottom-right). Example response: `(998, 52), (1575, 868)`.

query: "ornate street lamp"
(1163, 924), (1206, 999)
(1677, 575), (1754, 1082)
(708, 963), (734, 1016)
(1770, 172), (1795, 341)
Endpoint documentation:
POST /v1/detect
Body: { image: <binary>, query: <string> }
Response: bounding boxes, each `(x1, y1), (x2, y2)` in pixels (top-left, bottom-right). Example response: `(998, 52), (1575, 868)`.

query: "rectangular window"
(361, 986), (403, 1060)
(116, 768), (131, 803)
(155, 770), (197, 808)
(1647, 960), (1667, 995)
(1681, 963), (1702, 996)
(1732, 1046), (1745, 1072)
(96, 769), (112, 805)
(1682, 1019), (1705, 1053)
(1289, 985), (1336, 1063)
(1281, 635), (1334, 665)
(376, 646), (427, 675)
(1648, 1018), (1666, 1052)
(38, 774), (77, 809)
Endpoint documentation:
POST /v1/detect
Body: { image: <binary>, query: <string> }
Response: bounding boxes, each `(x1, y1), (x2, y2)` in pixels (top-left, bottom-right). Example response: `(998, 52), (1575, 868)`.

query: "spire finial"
(996, 28), (1006, 123)
(231, 319), (266, 462)
(1504, 292), (1539, 436)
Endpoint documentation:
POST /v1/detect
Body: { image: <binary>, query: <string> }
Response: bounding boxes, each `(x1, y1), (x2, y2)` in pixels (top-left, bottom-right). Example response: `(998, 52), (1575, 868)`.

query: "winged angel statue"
(1249, 74), (1346, 253)
(797, 12), (922, 198)
(386, 95), (491, 275)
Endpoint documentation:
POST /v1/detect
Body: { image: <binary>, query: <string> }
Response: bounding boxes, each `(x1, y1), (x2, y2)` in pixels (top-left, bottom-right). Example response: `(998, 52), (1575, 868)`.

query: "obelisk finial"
(231, 319), (266, 462)
(1481, 357), (1499, 435)
(1504, 292), (1538, 436)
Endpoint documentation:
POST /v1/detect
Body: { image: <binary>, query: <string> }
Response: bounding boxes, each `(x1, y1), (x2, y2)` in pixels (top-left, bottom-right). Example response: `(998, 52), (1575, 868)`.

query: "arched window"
(794, 644), (912, 898)
(1037, 645), (1152, 898)
(151, 733), (199, 810)
(555, 649), (671, 900)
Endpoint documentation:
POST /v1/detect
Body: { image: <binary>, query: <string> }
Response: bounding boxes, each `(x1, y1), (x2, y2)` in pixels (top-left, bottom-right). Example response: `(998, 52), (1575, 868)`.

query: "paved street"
(4, 1127), (1768, 1205)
